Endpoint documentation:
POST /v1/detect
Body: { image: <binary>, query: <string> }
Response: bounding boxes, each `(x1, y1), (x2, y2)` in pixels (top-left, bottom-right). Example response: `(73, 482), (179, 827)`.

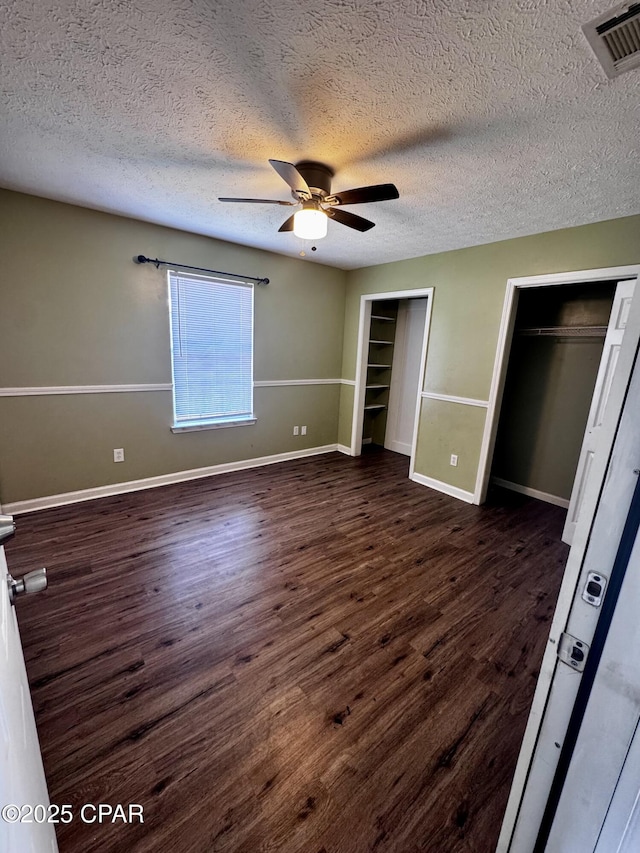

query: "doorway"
(350, 287), (434, 477)
(360, 297), (429, 455)
(489, 280), (617, 510)
(475, 266), (640, 506)
(486, 264), (640, 851)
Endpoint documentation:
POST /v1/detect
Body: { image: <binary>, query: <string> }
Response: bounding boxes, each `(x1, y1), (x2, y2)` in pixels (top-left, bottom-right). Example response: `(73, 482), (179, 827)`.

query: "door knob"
(0, 514), (16, 545)
(8, 568), (48, 605)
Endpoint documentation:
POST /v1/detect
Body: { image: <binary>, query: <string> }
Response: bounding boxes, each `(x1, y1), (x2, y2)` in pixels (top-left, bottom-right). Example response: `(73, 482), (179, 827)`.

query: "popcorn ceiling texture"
(0, 0), (638, 269)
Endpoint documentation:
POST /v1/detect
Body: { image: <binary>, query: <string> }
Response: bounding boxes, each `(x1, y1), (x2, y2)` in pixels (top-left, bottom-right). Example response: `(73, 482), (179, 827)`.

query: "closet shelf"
(371, 315), (396, 322)
(369, 339), (394, 345)
(368, 362), (391, 368)
(364, 404), (387, 411)
(518, 325), (607, 338)
(366, 384), (390, 390)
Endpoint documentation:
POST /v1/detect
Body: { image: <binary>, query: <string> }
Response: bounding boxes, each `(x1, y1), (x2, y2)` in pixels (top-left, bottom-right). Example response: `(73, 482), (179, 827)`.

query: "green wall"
(342, 215), (640, 495)
(0, 190), (347, 504)
(2, 187), (639, 508)
(492, 337), (604, 499)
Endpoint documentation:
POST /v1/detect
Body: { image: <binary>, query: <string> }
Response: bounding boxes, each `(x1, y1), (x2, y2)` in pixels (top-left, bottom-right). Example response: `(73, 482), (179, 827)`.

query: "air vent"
(583, 3), (640, 77)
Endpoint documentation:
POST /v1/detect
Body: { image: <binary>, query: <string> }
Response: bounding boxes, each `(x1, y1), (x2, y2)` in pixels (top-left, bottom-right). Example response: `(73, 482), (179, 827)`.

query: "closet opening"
(477, 268), (639, 533)
(363, 297), (429, 454)
(489, 281), (617, 528)
(350, 287), (434, 477)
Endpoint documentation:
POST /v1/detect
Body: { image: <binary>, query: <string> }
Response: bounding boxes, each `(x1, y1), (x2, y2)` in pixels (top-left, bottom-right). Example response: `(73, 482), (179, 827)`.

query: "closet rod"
(134, 255), (269, 285)
(518, 325), (607, 338)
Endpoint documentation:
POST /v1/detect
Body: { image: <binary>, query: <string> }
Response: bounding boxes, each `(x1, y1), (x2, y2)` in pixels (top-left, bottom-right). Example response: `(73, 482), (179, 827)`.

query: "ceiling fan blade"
(269, 160), (311, 197)
(327, 183), (399, 206)
(278, 214), (296, 232)
(327, 208), (375, 232)
(218, 197), (297, 205)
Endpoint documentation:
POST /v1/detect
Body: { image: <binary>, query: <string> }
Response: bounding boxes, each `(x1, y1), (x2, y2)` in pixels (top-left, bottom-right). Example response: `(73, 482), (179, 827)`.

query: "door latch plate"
(558, 632), (590, 672)
(581, 571), (607, 607)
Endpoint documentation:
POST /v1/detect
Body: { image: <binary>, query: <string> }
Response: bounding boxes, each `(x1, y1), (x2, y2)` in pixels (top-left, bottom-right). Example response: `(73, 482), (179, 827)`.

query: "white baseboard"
(384, 439), (411, 456)
(491, 477), (570, 509)
(410, 471), (475, 504)
(5, 445), (339, 515)
(337, 444), (353, 455)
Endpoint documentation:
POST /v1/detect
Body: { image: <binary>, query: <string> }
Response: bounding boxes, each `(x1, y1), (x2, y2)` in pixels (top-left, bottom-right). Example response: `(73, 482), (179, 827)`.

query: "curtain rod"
(134, 255), (269, 285)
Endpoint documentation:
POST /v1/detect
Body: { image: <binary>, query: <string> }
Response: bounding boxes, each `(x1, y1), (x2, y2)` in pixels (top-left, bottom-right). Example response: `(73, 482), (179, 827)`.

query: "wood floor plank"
(6, 448), (569, 852)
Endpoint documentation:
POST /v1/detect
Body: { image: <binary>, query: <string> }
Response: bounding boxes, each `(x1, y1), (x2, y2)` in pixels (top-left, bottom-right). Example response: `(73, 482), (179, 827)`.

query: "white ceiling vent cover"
(583, 3), (640, 78)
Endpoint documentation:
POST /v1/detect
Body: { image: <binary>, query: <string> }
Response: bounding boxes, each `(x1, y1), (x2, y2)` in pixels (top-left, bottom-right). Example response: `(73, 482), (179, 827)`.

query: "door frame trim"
(349, 288), (434, 472)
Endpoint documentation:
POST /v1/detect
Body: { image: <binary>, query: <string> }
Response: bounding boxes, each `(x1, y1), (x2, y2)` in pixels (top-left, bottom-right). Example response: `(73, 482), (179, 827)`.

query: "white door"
(385, 298), (427, 456)
(595, 718), (640, 852)
(562, 279), (636, 544)
(547, 492), (640, 851)
(0, 535), (57, 852)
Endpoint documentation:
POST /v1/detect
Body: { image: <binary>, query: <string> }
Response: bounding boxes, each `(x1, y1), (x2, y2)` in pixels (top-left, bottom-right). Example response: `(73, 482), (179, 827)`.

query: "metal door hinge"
(558, 632), (590, 672)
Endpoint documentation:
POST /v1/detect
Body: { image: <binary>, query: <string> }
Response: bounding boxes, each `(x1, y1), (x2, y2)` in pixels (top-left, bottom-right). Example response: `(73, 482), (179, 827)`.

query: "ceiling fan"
(218, 159), (399, 239)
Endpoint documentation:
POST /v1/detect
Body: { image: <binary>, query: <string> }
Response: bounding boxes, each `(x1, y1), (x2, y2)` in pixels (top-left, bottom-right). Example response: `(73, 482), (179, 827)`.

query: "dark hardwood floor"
(6, 449), (569, 853)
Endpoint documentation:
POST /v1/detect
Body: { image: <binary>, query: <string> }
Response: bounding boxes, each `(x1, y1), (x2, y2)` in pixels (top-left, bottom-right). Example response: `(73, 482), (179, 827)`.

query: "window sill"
(171, 417), (257, 434)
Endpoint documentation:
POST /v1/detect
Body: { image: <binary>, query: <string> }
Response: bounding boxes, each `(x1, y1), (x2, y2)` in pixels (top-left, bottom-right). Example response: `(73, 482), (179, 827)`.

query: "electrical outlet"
(113, 448), (125, 463)
(450, 454), (458, 467)
(301, 425), (307, 436)
(293, 426), (299, 436)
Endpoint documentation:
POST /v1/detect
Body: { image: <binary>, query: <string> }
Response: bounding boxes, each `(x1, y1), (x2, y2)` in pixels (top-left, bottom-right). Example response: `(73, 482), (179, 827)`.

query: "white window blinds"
(168, 271), (254, 427)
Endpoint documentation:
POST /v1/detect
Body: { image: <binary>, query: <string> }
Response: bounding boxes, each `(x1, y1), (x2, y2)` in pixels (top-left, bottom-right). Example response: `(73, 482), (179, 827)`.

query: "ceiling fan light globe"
(293, 208), (327, 240)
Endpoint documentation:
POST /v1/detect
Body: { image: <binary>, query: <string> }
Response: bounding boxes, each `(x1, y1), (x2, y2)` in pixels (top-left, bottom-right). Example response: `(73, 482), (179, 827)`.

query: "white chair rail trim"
(0, 384), (173, 396)
(1, 380), (354, 397)
(421, 391), (489, 408)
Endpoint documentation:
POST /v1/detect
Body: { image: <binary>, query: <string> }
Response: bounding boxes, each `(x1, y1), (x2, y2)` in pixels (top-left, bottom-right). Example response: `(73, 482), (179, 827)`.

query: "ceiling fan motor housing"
(218, 158), (398, 235)
(294, 161), (334, 198)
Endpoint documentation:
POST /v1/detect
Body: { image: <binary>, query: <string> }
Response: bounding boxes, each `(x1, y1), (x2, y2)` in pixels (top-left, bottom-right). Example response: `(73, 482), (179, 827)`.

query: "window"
(168, 271), (255, 431)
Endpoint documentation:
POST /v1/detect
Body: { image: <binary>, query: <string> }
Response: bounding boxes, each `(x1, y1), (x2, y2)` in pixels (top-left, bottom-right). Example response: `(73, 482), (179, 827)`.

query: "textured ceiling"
(0, 0), (638, 269)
